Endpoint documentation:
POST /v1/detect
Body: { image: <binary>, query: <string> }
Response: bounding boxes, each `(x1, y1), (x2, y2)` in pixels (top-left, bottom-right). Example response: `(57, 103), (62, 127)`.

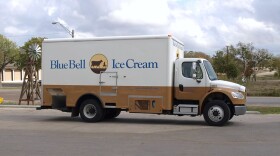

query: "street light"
(52, 22), (74, 38)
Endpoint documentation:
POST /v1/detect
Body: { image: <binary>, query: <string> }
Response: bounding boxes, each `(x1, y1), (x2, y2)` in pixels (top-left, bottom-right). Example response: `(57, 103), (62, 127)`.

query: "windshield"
(203, 60), (218, 80)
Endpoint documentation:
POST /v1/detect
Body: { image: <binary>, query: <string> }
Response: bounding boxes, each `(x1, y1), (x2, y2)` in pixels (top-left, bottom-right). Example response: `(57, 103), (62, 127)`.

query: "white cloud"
(4, 26), (28, 35)
(75, 32), (96, 38)
(235, 17), (280, 45)
(44, 6), (57, 16)
(9, 0), (33, 12)
(169, 16), (205, 43)
(73, 10), (86, 20)
(223, 0), (254, 12)
(237, 17), (274, 32)
(56, 18), (69, 27)
(100, 0), (170, 26)
(0, 0), (280, 55)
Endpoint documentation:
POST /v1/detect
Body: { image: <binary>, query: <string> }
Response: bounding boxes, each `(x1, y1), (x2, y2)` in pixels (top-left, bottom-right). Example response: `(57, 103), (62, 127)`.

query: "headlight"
(231, 92), (244, 99)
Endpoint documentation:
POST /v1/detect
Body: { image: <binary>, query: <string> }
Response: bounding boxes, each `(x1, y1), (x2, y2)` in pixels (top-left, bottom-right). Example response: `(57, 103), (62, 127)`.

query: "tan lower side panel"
(174, 87), (208, 101)
(43, 85), (173, 112)
(174, 87), (246, 105)
(43, 85), (246, 114)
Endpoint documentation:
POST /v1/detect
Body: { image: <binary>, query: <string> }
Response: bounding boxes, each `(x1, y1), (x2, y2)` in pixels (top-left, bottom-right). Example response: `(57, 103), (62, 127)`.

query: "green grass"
(0, 87), (21, 90)
(247, 106), (280, 114)
(246, 80), (280, 96)
(257, 74), (280, 80)
(1, 102), (17, 105)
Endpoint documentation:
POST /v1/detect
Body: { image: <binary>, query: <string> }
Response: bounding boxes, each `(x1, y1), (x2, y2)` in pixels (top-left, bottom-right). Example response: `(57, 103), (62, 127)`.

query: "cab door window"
(182, 62), (193, 78)
(182, 62), (203, 79)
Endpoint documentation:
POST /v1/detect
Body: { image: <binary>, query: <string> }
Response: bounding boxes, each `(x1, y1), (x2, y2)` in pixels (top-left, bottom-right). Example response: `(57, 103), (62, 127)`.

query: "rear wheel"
(104, 109), (121, 119)
(203, 100), (230, 126)
(79, 99), (104, 122)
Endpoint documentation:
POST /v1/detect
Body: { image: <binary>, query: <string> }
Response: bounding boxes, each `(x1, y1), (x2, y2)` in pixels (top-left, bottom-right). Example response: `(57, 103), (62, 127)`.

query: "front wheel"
(203, 100), (231, 126)
(229, 111), (234, 120)
(79, 99), (104, 122)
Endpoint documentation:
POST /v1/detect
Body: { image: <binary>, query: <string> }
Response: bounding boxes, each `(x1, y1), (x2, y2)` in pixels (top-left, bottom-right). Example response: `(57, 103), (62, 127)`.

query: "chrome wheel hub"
(83, 104), (97, 119)
(208, 105), (224, 122)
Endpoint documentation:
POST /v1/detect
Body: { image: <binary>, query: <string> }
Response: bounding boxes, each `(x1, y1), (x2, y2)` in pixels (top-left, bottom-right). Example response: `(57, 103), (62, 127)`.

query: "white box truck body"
(41, 35), (246, 126)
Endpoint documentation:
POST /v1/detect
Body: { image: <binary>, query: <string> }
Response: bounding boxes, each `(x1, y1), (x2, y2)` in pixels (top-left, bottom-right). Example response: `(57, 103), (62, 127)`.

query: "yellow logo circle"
(89, 54), (108, 74)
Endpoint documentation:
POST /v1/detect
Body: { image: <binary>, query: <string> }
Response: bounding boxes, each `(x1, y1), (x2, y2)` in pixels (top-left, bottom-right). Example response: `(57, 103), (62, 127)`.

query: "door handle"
(179, 84), (183, 91)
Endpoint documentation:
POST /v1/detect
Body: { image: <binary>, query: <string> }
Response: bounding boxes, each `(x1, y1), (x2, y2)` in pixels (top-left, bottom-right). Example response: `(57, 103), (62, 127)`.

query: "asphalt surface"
(246, 96), (280, 107)
(0, 108), (279, 156)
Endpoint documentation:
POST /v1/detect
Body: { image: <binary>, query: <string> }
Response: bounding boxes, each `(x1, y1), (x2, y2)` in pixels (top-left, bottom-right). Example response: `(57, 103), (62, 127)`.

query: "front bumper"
(234, 105), (247, 115)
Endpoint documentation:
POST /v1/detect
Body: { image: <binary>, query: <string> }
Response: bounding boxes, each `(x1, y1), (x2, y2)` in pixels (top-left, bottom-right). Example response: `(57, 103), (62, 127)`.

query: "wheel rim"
(83, 104), (97, 119)
(208, 105), (224, 122)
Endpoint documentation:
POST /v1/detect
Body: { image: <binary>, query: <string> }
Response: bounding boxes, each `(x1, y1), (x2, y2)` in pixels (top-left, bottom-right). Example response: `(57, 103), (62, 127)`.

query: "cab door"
(174, 60), (207, 101)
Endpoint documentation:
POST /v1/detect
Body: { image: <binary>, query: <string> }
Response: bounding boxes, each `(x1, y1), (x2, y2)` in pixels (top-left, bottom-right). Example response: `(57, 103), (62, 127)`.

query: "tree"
(0, 34), (19, 87)
(212, 50), (227, 74)
(15, 37), (45, 70)
(271, 56), (280, 78)
(213, 42), (274, 82)
(212, 50), (240, 80)
(225, 63), (239, 80)
(252, 49), (272, 69)
(235, 42), (254, 76)
(185, 51), (212, 61)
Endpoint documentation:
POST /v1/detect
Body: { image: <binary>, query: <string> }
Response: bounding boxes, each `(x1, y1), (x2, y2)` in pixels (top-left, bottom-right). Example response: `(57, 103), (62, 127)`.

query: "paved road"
(246, 96), (280, 107)
(0, 108), (279, 156)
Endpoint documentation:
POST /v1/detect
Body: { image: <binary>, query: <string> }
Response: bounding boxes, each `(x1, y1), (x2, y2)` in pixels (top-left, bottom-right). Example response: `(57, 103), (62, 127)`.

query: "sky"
(0, 0), (280, 56)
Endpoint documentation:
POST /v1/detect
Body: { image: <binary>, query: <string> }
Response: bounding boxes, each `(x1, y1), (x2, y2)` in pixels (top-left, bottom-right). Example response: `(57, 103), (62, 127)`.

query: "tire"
(79, 99), (104, 122)
(203, 100), (231, 126)
(104, 109), (121, 119)
(229, 110), (234, 120)
(227, 105), (235, 120)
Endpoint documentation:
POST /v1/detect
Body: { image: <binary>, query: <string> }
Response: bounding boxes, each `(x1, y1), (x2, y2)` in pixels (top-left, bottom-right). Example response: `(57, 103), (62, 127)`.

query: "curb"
(0, 105), (40, 109)
(246, 111), (261, 114)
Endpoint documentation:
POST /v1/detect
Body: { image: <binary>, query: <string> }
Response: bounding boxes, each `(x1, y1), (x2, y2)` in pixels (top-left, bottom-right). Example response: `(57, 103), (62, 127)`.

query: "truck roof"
(182, 58), (208, 62)
(43, 34), (184, 45)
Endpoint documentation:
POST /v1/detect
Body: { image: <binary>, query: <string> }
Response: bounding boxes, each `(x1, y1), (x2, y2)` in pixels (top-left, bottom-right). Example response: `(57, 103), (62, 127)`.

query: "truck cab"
(173, 58), (246, 126)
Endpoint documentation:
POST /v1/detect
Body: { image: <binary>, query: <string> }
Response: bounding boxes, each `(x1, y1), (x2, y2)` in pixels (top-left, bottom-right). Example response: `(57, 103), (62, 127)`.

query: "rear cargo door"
(99, 72), (118, 97)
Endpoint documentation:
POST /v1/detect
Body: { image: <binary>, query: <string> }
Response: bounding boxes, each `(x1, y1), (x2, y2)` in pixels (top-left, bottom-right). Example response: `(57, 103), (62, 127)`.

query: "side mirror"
(192, 73), (197, 79)
(192, 62), (197, 79)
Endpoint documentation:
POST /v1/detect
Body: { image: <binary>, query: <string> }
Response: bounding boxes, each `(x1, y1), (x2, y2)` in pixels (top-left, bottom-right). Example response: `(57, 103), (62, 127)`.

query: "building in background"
(1, 64), (41, 87)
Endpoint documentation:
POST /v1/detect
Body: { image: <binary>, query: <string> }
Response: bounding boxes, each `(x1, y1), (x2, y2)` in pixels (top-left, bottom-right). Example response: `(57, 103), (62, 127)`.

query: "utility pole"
(226, 46), (229, 63)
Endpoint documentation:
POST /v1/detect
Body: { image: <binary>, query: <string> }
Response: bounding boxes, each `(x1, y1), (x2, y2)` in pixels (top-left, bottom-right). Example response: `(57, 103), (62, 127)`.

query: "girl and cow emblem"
(89, 54), (108, 74)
